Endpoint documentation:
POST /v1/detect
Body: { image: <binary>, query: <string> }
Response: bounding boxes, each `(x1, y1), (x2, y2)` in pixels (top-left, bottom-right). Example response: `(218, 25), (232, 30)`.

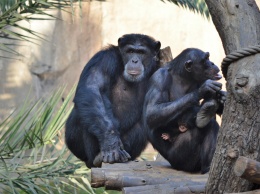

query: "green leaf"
(0, 0), (75, 57)
(0, 86), (93, 193)
(162, 0), (210, 19)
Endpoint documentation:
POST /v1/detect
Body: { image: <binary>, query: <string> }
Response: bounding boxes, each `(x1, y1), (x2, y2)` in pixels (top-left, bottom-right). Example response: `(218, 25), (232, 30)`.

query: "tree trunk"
(205, 0), (260, 193)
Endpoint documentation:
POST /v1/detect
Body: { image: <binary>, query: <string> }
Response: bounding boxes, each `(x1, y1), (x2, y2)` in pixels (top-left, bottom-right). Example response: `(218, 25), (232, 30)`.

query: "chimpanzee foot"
(161, 133), (170, 141)
(93, 152), (103, 167)
(196, 99), (218, 128)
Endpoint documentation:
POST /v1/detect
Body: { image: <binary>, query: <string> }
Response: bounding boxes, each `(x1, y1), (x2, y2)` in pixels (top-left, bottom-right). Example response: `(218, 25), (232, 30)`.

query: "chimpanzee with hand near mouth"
(143, 48), (226, 174)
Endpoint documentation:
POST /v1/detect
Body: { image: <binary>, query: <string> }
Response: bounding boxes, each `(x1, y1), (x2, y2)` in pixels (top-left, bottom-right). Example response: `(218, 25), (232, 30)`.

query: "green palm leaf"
(0, 0), (73, 55)
(0, 85), (98, 194)
(161, 0), (210, 19)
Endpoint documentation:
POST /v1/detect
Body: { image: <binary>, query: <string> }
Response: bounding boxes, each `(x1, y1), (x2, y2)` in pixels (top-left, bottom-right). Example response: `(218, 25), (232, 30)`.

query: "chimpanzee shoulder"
(149, 66), (172, 91)
(79, 45), (123, 80)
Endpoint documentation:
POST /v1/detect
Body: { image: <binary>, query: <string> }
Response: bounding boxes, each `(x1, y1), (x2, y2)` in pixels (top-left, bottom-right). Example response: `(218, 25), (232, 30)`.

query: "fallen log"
(123, 183), (205, 194)
(234, 156), (260, 184)
(224, 189), (260, 194)
(91, 160), (208, 190)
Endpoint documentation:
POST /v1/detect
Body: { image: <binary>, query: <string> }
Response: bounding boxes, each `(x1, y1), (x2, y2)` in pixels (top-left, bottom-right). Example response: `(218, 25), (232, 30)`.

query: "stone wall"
(0, 0), (225, 120)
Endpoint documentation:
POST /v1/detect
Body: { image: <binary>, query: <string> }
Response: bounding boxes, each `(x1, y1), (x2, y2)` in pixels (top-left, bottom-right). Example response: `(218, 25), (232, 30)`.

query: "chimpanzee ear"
(184, 60), (193, 72)
(155, 41), (161, 52)
(118, 37), (122, 45)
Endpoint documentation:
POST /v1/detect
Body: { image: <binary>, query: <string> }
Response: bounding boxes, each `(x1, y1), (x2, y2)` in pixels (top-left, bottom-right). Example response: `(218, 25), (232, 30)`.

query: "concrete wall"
(0, 0), (225, 120)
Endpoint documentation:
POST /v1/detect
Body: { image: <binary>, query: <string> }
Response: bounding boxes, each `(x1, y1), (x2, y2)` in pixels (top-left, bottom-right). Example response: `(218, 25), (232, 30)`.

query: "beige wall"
(0, 0), (226, 120)
(101, 0), (225, 66)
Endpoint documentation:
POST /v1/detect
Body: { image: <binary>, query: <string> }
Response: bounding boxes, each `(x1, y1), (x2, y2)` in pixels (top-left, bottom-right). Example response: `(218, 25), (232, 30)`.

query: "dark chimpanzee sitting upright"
(143, 48), (226, 174)
(65, 34), (161, 168)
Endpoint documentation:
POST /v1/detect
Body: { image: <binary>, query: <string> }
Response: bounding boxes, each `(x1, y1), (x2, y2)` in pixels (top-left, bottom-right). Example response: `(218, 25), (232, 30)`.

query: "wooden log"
(224, 189), (260, 194)
(101, 159), (171, 170)
(91, 161), (208, 190)
(234, 156), (260, 184)
(123, 183), (206, 194)
(159, 46), (173, 67)
(93, 173), (207, 190)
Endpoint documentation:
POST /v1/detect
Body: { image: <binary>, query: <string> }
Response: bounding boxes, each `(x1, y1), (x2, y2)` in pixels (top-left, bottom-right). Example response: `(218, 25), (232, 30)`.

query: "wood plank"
(123, 183), (206, 194)
(91, 160), (208, 190)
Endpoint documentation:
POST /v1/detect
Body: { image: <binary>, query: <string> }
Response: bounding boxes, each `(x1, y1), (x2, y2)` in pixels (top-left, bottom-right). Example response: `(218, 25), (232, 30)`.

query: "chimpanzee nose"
(132, 58), (138, 63)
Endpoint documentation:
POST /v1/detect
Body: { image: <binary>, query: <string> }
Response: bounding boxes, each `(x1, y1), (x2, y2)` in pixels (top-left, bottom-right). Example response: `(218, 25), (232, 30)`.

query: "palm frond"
(0, 85), (101, 193)
(161, 0), (210, 19)
(0, 0), (74, 56)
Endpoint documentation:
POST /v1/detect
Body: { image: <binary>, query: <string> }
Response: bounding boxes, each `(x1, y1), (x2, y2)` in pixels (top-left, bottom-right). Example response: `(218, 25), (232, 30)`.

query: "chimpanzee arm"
(144, 69), (200, 129)
(144, 69), (222, 129)
(74, 51), (130, 163)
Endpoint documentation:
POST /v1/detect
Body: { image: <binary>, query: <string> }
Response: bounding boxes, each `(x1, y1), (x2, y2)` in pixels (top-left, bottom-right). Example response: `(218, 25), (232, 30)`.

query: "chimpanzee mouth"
(127, 71), (141, 76)
(214, 73), (222, 80)
(124, 71), (144, 82)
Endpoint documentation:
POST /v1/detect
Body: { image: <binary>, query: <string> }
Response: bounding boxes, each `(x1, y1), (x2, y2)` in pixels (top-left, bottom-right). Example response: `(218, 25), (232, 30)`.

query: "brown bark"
(205, 0), (260, 193)
(234, 156), (260, 184)
(159, 46), (173, 66)
(123, 183), (206, 194)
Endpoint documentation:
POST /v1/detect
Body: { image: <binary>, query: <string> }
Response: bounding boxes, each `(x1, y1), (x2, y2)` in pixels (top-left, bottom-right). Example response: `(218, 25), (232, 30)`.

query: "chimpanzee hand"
(100, 136), (131, 164)
(216, 90), (227, 104)
(198, 80), (222, 99)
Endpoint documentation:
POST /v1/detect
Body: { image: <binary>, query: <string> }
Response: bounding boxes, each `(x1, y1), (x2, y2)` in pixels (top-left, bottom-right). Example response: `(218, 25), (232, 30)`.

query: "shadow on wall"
(0, 2), (103, 121)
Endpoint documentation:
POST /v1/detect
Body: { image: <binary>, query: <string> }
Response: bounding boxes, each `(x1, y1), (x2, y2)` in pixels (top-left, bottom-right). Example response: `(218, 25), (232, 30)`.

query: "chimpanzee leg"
(65, 110), (100, 168)
(196, 99), (219, 128)
(121, 122), (148, 160)
(82, 129), (100, 168)
(200, 121), (219, 174)
(166, 130), (201, 172)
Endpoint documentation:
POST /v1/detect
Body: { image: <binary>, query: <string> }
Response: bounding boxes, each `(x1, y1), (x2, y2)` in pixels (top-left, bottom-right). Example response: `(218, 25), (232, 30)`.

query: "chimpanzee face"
(118, 35), (161, 83)
(120, 43), (148, 82)
(185, 51), (222, 83)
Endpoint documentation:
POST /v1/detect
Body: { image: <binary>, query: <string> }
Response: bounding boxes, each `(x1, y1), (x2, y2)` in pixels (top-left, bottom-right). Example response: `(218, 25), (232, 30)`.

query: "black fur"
(143, 48), (225, 174)
(65, 34), (161, 168)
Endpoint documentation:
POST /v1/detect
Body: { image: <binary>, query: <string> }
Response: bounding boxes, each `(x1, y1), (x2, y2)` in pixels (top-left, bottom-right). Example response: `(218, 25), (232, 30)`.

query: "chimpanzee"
(65, 34), (161, 168)
(161, 97), (225, 141)
(143, 48), (226, 174)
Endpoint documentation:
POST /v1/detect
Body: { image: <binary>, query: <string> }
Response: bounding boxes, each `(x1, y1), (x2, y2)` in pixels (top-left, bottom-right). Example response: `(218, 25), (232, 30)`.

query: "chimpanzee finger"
(208, 84), (222, 92)
(118, 151), (128, 162)
(114, 150), (120, 162)
(220, 95), (226, 101)
(220, 98), (226, 104)
(119, 150), (130, 162)
(205, 79), (222, 87)
(205, 87), (219, 95)
(102, 154), (108, 163)
(122, 149), (131, 159)
(217, 91), (226, 103)
(212, 81), (222, 87)
(107, 152), (115, 164)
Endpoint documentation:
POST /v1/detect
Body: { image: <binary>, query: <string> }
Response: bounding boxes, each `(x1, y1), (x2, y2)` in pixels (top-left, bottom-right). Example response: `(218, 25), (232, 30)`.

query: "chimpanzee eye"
(138, 50), (145, 54)
(127, 49), (134, 53)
